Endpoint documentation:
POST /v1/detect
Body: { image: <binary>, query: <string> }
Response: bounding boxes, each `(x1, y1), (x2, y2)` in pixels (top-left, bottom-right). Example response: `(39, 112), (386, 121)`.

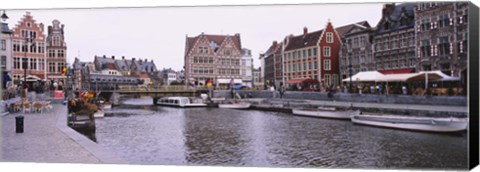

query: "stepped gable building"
(415, 2), (469, 78)
(282, 21), (361, 88)
(339, 21), (375, 79)
(11, 12), (47, 82)
(372, 3), (417, 73)
(184, 33), (242, 86)
(46, 19), (67, 81)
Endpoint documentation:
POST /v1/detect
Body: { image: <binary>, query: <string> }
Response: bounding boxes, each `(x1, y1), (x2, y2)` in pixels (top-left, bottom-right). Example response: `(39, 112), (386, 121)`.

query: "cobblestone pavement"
(0, 104), (101, 163)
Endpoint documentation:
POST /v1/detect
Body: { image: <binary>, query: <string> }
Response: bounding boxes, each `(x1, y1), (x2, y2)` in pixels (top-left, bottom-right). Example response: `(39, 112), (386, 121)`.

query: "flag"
(206, 79), (212, 88)
(61, 67), (67, 75)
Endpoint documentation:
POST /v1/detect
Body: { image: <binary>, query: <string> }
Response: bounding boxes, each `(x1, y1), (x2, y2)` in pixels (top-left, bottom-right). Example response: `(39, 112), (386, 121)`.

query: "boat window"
(174, 100), (179, 104)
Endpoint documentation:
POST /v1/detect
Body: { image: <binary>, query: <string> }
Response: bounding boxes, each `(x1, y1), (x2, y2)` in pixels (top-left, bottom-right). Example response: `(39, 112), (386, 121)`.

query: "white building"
(240, 48), (253, 87)
(1, 11), (13, 89)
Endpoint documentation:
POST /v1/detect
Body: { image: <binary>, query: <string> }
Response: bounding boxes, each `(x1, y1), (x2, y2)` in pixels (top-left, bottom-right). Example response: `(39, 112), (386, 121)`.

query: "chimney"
(303, 27), (308, 36)
(39, 23), (44, 32)
(273, 41), (278, 47)
(132, 58), (136, 61)
(151, 59), (154, 63)
(103, 55), (106, 58)
(112, 56), (115, 59)
(122, 56), (125, 60)
(144, 59), (147, 62)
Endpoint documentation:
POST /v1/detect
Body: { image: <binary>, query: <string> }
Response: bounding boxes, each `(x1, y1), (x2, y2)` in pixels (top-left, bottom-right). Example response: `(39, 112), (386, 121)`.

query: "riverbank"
(243, 98), (468, 117)
(0, 102), (125, 164)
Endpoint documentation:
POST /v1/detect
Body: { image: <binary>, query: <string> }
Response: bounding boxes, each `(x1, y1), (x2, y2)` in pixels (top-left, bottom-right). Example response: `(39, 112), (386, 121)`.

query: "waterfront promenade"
(0, 102), (124, 164)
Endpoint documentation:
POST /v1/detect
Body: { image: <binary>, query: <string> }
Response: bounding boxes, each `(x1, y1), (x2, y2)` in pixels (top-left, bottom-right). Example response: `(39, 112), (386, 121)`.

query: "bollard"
(15, 116), (24, 133)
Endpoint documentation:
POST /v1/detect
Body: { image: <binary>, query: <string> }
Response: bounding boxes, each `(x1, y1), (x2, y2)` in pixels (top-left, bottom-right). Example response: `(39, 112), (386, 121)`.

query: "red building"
(282, 21), (359, 89)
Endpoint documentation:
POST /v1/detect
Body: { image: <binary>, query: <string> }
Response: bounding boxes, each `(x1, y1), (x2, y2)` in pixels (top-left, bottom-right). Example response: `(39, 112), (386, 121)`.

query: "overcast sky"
(4, 2), (385, 71)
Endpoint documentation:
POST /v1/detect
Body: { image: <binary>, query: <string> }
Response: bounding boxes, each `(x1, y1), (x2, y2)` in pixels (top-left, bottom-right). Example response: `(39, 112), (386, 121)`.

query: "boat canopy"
(342, 70), (460, 83)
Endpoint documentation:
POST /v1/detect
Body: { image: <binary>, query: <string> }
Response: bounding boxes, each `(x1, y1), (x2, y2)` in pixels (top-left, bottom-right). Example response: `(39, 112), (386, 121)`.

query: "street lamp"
(23, 38), (35, 93)
(348, 64), (353, 93)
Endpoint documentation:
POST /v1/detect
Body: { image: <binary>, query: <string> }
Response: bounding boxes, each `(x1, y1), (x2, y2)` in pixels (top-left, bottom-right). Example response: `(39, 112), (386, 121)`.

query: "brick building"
(11, 12), (47, 83)
(261, 41), (283, 87)
(282, 21), (359, 89)
(46, 19), (67, 82)
(372, 3), (417, 73)
(184, 33), (243, 86)
(415, 2), (469, 77)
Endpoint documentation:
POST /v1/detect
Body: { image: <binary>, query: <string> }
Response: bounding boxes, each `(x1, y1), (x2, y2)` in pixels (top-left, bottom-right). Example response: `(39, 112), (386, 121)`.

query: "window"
(420, 18), (431, 31)
(292, 51), (296, 59)
(332, 74), (338, 87)
(324, 74), (331, 87)
(308, 62), (312, 70)
(58, 50), (65, 57)
(313, 48), (317, 56)
(198, 47), (208, 54)
(224, 49), (231, 56)
(48, 63), (55, 73)
(302, 50), (306, 58)
(420, 40), (431, 57)
(438, 36), (450, 55)
(441, 63), (450, 71)
(39, 59), (44, 71)
(307, 49), (312, 57)
(14, 58), (21, 69)
(30, 58), (37, 70)
(48, 50), (55, 57)
(38, 43), (45, 53)
(53, 36), (60, 46)
(30, 44), (37, 53)
(323, 46), (331, 57)
(1, 56), (6, 68)
(314, 61), (318, 69)
(353, 37), (359, 48)
(438, 14), (449, 28)
(303, 62), (306, 71)
(1, 40), (5, 50)
(22, 43), (27, 52)
(324, 60), (331, 70)
(58, 63), (64, 73)
(326, 32), (333, 43)
(423, 64), (431, 71)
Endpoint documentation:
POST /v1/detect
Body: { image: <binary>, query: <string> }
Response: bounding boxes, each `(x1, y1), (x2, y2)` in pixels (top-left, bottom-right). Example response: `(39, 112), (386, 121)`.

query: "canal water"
(94, 98), (468, 169)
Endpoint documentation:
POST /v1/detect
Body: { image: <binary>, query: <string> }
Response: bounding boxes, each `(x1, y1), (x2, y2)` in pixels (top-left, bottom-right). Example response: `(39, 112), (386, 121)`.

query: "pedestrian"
(402, 86), (407, 95)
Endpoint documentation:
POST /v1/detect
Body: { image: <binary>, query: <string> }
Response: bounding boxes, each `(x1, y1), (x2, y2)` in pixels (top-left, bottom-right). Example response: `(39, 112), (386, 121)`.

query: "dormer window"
(383, 21), (390, 30)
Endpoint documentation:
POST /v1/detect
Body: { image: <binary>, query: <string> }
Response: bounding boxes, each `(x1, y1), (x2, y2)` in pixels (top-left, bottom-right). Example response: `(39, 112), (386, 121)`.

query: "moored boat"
(292, 107), (360, 119)
(218, 102), (251, 109)
(93, 110), (105, 118)
(351, 113), (468, 132)
(156, 97), (207, 108)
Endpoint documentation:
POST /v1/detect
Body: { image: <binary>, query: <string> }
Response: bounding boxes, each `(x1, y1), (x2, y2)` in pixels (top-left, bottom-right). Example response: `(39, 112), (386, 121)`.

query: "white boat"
(292, 107), (360, 119)
(218, 102), (251, 109)
(100, 103), (112, 110)
(351, 113), (468, 133)
(156, 97), (207, 108)
(93, 110), (105, 118)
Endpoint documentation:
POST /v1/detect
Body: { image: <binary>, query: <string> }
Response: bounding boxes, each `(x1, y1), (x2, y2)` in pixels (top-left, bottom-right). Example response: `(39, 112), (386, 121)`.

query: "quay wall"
(213, 90), (467, 106)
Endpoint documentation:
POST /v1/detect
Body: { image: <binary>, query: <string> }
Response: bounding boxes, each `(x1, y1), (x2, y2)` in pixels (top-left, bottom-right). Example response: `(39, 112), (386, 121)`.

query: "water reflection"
(95, 98), (468, 169)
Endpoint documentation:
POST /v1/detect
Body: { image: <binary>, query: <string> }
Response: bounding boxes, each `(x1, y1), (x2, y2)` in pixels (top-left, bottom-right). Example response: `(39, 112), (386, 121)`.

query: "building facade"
(46, 19), (67, 82)
(240, 48), (253, 87)
(282, 21), (356, 89)
(252, 67), (263, 89)
(372, 3), (417, 72)
(339, 22), (375, 79)
(11, 12), (47, 83)
(261, 41), (283, 87)
(1, 11), (13, 89)
(184, 33), (243, 86)
(415, 2), (468, 77)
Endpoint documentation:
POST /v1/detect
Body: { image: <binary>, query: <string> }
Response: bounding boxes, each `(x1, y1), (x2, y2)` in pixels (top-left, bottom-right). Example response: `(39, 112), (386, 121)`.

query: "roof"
(375, 3), (416, 34)
(106, 63), (117, 70)
(343, 71), (385, 82)
(185, 33), (242, 55)
(284, 21), (369, 51)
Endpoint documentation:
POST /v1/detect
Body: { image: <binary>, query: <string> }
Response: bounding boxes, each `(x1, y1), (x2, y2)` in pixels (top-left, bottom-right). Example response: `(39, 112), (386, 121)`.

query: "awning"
(378, 68), (415, 74)
(287, 78), (319, 84)
(3, 73), (12, 82)
(217, 78), (243, 84)
(342, 71), (385, 82)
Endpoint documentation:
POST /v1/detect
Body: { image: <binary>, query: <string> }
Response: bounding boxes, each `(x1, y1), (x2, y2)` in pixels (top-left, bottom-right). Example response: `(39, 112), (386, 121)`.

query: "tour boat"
(350, 113), (468, 133)
(292, 107), (360, 119)
(93, 110), (105, 118)
(218, 102), (251, 109)
(156, 97), (207, 108)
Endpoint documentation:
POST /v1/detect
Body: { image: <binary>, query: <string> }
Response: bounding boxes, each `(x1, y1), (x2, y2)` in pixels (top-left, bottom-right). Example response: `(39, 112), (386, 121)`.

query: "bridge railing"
(117, 85), (209, 92)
